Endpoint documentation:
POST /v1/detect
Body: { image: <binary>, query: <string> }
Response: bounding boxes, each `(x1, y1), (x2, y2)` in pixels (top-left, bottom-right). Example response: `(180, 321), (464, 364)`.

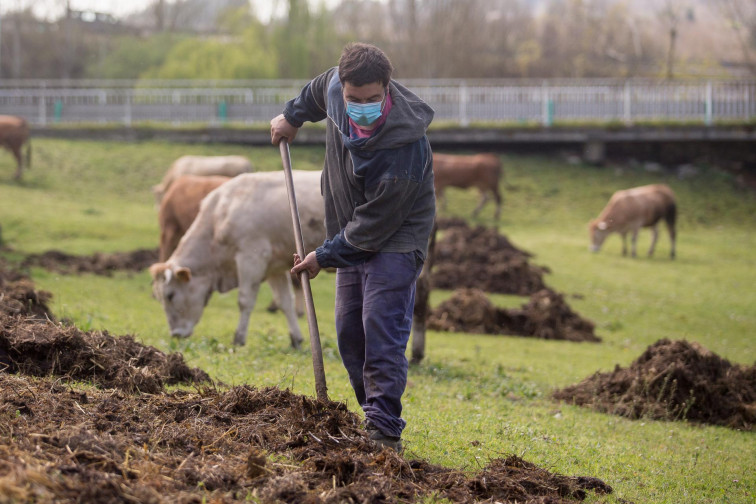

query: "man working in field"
(270, 42), (435, 452)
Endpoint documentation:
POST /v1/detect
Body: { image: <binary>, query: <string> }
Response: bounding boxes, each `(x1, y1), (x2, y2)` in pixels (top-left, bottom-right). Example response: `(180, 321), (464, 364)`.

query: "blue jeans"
(335, 251), (422, 438)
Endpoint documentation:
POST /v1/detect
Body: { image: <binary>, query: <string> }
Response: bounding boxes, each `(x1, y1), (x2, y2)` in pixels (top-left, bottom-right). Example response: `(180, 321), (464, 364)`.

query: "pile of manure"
(0, 314), (209, 394)
(553, 338), (756, 430)
(0, 257), (54, 320)
(428, 287), (600, 342)
(431, 219), (550, 296)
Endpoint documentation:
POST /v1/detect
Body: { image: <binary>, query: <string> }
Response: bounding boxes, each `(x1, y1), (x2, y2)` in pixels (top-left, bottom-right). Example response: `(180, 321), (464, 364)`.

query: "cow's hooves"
(290, 335), (303, 350)
(233, 337), (247, 346)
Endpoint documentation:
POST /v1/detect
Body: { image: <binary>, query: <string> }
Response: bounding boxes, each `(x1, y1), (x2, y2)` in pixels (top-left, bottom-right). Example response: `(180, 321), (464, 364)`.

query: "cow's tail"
(25, 140), (32, 170)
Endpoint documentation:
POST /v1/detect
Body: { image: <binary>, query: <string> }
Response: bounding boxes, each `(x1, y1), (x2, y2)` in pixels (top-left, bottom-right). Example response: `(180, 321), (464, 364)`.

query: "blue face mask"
(345, 94), (385, 126)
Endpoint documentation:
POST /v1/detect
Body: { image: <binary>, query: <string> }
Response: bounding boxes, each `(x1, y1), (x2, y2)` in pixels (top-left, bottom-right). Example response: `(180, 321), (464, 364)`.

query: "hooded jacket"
(283, 67), (436, 269)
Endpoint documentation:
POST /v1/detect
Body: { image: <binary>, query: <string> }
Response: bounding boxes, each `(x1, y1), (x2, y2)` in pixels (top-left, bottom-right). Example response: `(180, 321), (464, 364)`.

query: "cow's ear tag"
(175, 267), (192, 282)
(597, 221), (608, 230)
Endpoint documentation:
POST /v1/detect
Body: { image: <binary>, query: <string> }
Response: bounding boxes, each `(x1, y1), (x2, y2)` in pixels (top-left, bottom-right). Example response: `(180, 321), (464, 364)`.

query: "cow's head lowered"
(588, 219), (610, 252)
(150, 262), (213, 339)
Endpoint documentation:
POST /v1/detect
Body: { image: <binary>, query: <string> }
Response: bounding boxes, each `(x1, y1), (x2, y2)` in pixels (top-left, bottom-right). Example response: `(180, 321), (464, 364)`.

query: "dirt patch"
(0, 369), (613, 504)
(431, 218), (550, 296)
(20, 248), (159, 276)
(553, 339), (756, 430)
(428, 288), (600, 342)
(0, 257), (55, 320)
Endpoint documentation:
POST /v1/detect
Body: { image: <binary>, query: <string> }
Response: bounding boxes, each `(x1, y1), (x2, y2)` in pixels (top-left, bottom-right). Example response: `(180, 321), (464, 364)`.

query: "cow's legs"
(266, 277), (305, 317)
(647, 224), (659, 257)
(472, 191), (489, 217)
(11, 145), (23, 180)
(492, 187), (502, 222)
(411, 265), (431, 364)
(668, 224), (676, 259)
(268, 273), (304, 349)
(234, 258), (267, 346)
(159, 227), (181, 262)
(630, 229), (640, 257)
(665, 214), (677, 260)
(620, 233), (628, 256)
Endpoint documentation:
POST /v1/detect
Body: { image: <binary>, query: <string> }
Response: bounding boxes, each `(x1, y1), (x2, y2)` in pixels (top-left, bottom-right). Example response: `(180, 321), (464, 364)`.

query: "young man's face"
(342, 81), (386, 105)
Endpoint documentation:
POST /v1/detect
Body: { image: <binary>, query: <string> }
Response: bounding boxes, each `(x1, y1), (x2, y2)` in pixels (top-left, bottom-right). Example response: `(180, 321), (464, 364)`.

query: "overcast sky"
(1, 0), (343, 22)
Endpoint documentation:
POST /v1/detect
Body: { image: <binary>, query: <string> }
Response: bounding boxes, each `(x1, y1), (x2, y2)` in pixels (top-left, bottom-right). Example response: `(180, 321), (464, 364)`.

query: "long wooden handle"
(279, 139), (329, 402)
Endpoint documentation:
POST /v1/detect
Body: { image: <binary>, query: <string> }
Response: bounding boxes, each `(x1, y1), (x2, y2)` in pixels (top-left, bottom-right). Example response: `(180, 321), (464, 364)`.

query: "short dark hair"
(338, 42), (393, 87)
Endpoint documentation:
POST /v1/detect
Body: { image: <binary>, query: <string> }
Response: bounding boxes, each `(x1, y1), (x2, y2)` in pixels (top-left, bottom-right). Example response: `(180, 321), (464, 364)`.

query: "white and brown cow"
(433, 153), (503, 221)
(589, 183), (677, 259)
(152, 155), (252, 205)
(149, 170), (325, 348)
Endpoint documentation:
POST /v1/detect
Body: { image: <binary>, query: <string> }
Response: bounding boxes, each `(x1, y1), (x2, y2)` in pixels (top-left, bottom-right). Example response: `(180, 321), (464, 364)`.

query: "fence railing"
(1, 79), (754, 127)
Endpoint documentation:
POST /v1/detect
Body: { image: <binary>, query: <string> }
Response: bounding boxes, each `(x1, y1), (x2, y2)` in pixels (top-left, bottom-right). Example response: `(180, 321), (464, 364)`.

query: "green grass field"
(1, 138), (754, 503)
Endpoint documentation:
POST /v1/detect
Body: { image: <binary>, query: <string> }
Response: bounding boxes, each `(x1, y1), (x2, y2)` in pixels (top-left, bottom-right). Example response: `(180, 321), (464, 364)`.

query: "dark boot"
(366, 423), (403, 453)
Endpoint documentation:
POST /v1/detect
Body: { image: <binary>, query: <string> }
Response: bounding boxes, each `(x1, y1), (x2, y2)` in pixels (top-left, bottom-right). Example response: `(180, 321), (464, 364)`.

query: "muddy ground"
(0, 256), (615, 503)
(20, 248), (159, 276)
(431, 218), (550, 296)
(427, 288), (599, 342)
(553, 339), (756, 430)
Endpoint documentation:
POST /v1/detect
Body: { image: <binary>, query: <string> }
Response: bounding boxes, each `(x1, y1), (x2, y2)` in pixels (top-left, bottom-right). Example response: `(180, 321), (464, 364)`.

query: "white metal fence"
(0, 79), (754, 127)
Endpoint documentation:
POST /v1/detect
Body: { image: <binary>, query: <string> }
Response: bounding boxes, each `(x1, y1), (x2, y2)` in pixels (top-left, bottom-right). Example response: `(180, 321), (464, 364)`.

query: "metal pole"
(279, 139), (329, 402)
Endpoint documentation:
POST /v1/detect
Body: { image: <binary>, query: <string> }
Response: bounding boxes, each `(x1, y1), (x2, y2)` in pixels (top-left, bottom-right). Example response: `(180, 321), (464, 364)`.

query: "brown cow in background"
(433, 153), (503, 221)
(152, 155), (252, 206)
(0, 115), (31, 180)
(158, 175), (231, 262)
(589, 183), (677, 259)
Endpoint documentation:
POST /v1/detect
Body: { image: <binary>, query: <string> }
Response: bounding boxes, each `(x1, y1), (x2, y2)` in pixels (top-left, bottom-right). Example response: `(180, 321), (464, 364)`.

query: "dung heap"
(553, 338), (756, 430)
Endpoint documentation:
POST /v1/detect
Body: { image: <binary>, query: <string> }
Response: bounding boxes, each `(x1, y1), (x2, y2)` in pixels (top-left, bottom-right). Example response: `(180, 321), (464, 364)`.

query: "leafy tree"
(141, 7), (278, 79)
(88, 33), (188, 79)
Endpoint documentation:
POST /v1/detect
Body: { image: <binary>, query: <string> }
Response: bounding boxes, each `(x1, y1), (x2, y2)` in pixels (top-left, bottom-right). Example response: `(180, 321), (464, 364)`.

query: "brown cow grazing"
(152, 155), (253, 206)
(0, 115), (31, 180)
(158, 175), (231, 261)
(589, 184), (677, 259)
(433, 153), (503, 220)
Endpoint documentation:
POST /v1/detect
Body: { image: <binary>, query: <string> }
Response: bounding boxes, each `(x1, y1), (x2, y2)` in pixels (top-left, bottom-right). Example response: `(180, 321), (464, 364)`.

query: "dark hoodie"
(283, 67), (436, 269)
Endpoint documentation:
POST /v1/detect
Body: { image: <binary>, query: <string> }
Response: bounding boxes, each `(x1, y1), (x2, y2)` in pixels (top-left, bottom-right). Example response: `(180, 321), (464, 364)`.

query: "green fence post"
(704, 81), (713, 126)
(218, 100), (227, 124)
(53, 100), (63, 123)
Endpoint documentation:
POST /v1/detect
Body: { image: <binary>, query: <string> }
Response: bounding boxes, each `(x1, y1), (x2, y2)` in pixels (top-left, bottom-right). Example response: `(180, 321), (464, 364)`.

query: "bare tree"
(657, 0), (687, 79)
(154, 0), (165, 32)
(717, 0), (756, 75)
